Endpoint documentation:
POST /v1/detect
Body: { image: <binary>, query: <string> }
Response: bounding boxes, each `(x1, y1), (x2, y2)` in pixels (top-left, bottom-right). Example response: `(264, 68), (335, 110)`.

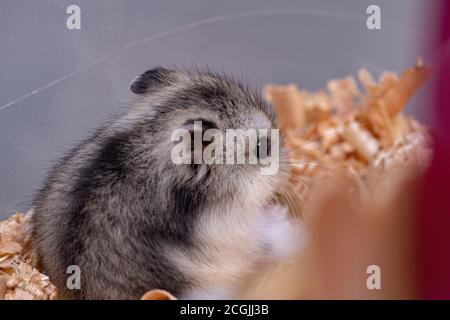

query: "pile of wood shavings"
(0, 213), (57, 299)
(265, 61), (432, 215)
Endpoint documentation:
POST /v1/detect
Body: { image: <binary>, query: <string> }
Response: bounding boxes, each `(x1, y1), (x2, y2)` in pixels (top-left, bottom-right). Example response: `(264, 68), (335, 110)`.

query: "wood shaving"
(340, 119), (380, 161)
(140, 289), (177, 300)
(327, 76), (359, 113)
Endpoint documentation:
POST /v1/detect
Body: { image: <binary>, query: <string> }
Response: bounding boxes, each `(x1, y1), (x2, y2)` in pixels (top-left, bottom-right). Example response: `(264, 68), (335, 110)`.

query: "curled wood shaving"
(264, 84), (306, 133)
(368, 61), (431, 118)
(340, 119), (380, 162)
(141, 289), (177, 300)
(327, 76), (359, 113)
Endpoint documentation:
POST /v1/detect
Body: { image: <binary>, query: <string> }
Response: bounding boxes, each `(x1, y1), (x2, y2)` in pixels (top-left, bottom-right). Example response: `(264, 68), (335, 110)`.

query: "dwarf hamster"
(30, 67), (289, 299)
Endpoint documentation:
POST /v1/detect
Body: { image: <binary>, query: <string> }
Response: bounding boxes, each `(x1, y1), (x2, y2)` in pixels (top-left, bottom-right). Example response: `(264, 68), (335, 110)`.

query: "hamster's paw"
(260, 205), (306, 261)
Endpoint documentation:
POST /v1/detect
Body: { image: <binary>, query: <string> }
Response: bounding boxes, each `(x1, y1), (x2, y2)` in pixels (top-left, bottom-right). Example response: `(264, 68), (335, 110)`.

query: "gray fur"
(31, 67), (286, 299)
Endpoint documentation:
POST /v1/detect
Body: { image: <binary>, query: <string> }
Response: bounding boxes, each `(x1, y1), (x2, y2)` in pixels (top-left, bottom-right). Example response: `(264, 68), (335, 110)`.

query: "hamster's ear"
(130, 67), (172, 94)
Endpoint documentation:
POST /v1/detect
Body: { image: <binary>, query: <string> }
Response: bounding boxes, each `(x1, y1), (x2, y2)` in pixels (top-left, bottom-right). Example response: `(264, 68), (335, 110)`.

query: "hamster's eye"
(257, 136), (270, 160)
(183, 119), (216, 150)
(180, 119), (217, 165)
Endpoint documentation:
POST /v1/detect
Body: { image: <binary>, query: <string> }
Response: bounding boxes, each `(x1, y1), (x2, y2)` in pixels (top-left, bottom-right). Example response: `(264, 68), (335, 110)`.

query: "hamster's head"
(123, 67), (286, 210)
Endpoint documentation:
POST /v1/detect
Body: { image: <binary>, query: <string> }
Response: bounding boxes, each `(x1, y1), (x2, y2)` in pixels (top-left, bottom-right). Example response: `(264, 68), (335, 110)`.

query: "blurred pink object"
(417, 0), (450, 299)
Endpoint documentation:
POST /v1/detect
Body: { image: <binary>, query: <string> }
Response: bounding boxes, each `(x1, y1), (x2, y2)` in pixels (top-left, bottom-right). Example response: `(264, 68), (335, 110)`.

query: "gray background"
(0, 0), (433, 217)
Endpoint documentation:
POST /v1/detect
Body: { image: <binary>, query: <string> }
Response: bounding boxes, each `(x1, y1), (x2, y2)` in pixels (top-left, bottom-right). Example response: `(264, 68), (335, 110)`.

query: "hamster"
(30, 67), (291, 299)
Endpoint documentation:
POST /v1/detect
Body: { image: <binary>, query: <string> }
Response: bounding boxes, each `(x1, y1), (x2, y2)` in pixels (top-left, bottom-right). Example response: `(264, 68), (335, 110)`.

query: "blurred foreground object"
(242, 169), (419, 299)
(417, 0), (450, 299)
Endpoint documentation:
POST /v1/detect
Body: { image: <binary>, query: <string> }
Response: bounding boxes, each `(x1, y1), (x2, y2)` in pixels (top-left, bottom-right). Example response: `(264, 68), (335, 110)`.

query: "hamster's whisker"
(277, 188), (300, 216)
(282, 180), (307, 214)
(288, 174), (315, 190)
(290, 173), (317, 187)
(283, 129), (339, 155)
(283, 160), (323, 167)
(283, 162), (326, 171)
